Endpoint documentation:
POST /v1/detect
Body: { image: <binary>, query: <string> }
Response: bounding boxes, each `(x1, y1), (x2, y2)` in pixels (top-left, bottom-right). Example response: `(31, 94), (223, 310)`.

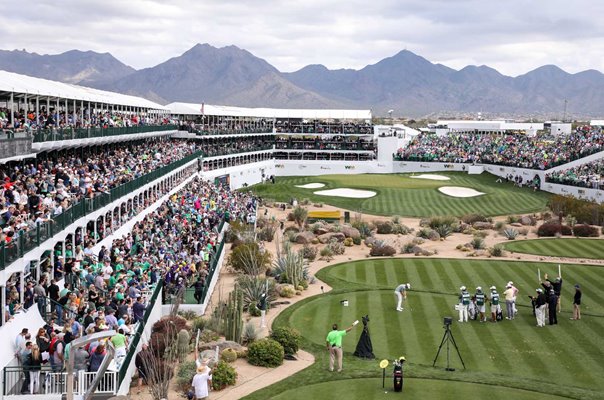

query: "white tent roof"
(167, 102), (372, 120)
(0, 69), (169, 110)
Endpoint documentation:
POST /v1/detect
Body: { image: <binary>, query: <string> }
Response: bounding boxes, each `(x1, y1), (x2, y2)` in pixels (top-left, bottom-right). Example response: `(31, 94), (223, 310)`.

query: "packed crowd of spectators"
(395, 126), (604, 170)
(199, 136), (274, 157)
(275, 135), (375, 151)
(546, 159), (604, 189)
(0, 106), (175, 132)
(0, 139), (199, 244)
(275, 120), (373, 135)
(178, 119), (273, 135)
(9, 176), (257, 394)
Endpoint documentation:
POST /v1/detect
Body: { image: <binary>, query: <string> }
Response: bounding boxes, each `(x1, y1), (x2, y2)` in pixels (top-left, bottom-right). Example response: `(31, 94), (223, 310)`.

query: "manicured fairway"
(270, 378), (573, 400)
(249, 172), (550, 217)
(243, 258), (604, 400)
(503, 238), (604, 259)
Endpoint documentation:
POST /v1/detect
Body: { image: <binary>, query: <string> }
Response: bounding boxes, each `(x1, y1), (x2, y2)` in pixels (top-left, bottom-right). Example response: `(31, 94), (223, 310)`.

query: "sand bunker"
(410, 174), (451, 181)
(295, 183), (326, 189)
(438, 186), (485, 198)
(314, 188), (376, 198)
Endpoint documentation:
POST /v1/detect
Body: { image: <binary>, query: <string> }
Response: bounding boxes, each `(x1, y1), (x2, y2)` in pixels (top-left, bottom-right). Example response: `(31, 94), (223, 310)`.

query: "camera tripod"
(432, 324), (466, 371)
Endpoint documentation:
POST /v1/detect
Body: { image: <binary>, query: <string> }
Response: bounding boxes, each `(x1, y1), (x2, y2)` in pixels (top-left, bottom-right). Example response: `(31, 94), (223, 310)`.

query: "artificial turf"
(247, 172), (550, 217)
(503, 238), (604, 259)
(243, 258), (604, 400)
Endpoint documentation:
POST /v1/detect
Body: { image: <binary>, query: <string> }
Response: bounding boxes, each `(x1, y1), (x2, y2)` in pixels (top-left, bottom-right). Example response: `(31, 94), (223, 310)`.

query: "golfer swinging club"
(395, 283), (411, 312)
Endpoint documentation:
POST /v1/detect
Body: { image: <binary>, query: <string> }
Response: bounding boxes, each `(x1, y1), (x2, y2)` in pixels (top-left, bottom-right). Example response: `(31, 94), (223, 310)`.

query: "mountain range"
(1, 44), (603, 118)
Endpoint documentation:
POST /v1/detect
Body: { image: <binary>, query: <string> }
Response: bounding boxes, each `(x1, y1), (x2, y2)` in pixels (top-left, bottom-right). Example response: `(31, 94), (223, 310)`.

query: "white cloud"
(0, 0), (602, 76)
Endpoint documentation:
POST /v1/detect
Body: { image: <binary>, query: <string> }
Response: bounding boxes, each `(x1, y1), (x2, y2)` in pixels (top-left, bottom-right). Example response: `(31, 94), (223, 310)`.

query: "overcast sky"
(0, 0), (601, 77)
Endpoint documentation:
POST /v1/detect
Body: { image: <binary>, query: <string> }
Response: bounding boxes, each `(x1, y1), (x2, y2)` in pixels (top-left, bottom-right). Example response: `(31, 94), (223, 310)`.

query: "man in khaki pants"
(326, 322), (357, 372)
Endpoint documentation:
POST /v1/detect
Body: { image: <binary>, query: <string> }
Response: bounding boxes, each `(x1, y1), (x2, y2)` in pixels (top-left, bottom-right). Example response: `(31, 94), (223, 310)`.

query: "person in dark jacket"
(571, 284), (582, 320)
(547, 290), (558, 325)
(27, 344), (42, 394)
(535, 288), (547, 327)
(191, 277), (205, 304)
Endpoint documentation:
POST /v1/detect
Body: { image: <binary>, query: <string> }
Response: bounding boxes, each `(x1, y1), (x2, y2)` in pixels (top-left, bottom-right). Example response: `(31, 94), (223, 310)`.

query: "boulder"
(315, 226), (330, 235)
(472, 221), (493, 230)
(520, 216), (534, 226)
(411, 245), (423, 255)
(295, 231), (315, 244)
(510, 222), (523, 227)
(318, 232), (346, 244)
(341, 226), (361, 239)
(428, 230), (441, 241)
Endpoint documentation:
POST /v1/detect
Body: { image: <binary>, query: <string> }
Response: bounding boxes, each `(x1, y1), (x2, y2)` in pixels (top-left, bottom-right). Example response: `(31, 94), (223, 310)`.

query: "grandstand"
(2, 68), (604, 399)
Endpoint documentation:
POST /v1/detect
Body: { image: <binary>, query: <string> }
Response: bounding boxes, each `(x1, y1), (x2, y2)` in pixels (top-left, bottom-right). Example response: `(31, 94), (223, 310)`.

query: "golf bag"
(496, 304), (503, 321)
(468, 298), (478, 321)
(393, 358), (404, 392)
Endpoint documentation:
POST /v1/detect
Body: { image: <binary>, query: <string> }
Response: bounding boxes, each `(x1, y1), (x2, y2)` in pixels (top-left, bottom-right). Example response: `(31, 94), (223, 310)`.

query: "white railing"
(42, 371), (117, 396)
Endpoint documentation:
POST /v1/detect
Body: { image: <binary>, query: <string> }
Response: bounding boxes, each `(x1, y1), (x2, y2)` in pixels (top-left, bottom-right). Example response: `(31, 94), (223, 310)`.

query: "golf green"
(248, 172), (550, 217)
(245, 258), (604, 400)
(503, 238), (604, 259)
(270, 378), (573, 400)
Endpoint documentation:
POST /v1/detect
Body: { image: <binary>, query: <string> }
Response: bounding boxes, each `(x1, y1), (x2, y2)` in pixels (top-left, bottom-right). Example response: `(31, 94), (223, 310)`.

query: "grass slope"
(249, 172), (550, 217)
(243, 258), (604, 400)
(503, 238), (604, 259)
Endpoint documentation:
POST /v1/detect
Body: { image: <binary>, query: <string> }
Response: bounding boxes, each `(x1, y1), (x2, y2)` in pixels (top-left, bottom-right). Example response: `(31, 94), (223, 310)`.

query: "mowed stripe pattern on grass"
(248, 172), (550, 217)
(504, 238), (604, 260)
(292, 258), (604, 391)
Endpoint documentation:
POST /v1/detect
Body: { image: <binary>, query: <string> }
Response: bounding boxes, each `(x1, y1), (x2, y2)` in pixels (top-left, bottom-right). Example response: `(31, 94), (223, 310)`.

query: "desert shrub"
(461, 213), (487, 224)
(243, 323), (259, 344)
(285, 231), (297, 243)
(248, 302), (261, 317)
(507, 215), (521, 224)
(320, 246), (334, 260)
(292, 206), (308, 228)
(473, 230), (488, 239)
(391, 215), (401, 224)
(270, 327), (301, 356)
(503, 228), (519, 240)
(330, 223), (342, 233)
(540, 211), (552, 221)
(370, 241), (397, 256)
(221, 348), (238, 363)
(537, 223), (572, 237)
(313, 202), (324, 207)
(257, 224), (277, 242)
(375, 221), (394, 234)
(489, 245), (505, 257)
(429, 216), (457, 230)
(149, 331), (169, 357)
(548, 195), (604, 225)
(199, 329), (220, 343)
(236, 275), (277, 311)
(311, 223), (324, 234)
(470, 237), (485, 250)
(152, 316), (188, 341)
(352, 221), (373, 238)
(573, 224), (599, 237)
(392, 223), (412, 235)
(433, 224), (452, 239)
(286, 212), (295, 221)
(301, 198), (311, 205)
(327, 238), (345, 255)
(248, 338), (284, 368)
(352, 236), (362, 245)
(176, 360), (198, 394)
(344, 237), (354, 247)
(518, 227), (529, 236)
(416, 228), (434, 239)
(178, 310), (198, 320)
(300, 244), (318, 261)
(411, 237), (425, 245)
(494, 221), (505, 231)
(401, 242), (416, 254)
(228, 242), (272, 275)
(212, 360), (238, 390)
(191, 317), (207, 334)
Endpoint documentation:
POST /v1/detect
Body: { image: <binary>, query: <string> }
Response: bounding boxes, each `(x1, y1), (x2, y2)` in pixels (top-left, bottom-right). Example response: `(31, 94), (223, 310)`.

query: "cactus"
(223, 284), (244, 343)
(177, 329), (191, 362)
